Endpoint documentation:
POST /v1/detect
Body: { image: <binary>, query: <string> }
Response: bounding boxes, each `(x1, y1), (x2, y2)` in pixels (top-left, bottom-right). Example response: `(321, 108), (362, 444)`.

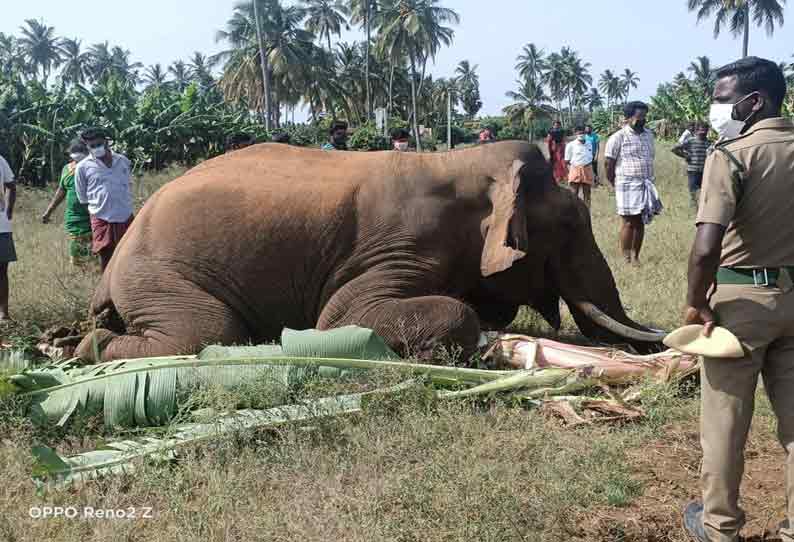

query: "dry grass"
(0, 147), (785, 542)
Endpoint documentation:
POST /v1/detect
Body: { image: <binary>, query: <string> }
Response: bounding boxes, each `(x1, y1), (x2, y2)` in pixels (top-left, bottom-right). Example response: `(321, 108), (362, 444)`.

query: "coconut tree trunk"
(742, 5), (750, 58)
(365, 2), (372, 121)
(388, 61), (395, 117)
(253, 0), (271, 130)
(410, 54), (422, 152)
(327, 33), (332, 53)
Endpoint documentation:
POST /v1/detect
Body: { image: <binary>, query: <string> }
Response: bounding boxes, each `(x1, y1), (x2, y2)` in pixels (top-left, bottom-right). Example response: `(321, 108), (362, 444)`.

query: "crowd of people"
(545, 102), (661, 266)
(0, 53), (790, 542)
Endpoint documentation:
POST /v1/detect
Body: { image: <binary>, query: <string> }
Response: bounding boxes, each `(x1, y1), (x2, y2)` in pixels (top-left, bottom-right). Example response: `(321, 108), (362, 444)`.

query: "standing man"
(605, 101), (659, 265)
(682, 57), (794, 542)
(672, 123), (711, 209)
(75, 127), (134, 271)
(565, 126), (595, 208)
(321, 121), (349, 150)
(584, 124), (600, 185)
(0, 153), (16, 320)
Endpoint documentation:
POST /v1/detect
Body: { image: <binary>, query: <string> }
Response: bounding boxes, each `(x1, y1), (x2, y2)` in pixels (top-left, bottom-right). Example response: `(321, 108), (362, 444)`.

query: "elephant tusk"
(573, 301), (667, 342)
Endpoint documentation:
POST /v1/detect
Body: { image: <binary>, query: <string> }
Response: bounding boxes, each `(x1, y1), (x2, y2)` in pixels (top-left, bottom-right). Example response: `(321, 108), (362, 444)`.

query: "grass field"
(0, 145), (786, 542)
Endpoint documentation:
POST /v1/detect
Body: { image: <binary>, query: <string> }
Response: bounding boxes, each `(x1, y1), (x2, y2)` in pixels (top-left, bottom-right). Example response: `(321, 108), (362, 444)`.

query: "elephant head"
(475, 141), (664, 348)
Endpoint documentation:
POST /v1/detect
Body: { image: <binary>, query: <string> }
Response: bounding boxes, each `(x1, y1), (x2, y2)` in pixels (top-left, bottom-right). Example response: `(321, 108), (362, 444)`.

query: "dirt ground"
(580, 422), (786, 542)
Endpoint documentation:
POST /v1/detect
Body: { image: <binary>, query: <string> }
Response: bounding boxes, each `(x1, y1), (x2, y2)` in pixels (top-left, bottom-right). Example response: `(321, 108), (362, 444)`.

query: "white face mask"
(89, 146), (107, 159)
(577, 135), (586, 142)
(70, 153), (87, 162)
(394, 142), (409, 152)
(709, 92), (757, 140)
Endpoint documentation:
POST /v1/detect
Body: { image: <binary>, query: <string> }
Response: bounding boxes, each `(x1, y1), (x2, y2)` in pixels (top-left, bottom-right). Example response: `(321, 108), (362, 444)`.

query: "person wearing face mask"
(682, 57), (794, 542)
(564, 126), (594, 208)
(42, 139), (93, 266)
(545, 120), (568, 183)
(321, 121), (349, 150)
(391, 129), (410, 152)
(672, 123), (712, 210)
(605, 101), (662, 266)
(74, 127), (134, 271)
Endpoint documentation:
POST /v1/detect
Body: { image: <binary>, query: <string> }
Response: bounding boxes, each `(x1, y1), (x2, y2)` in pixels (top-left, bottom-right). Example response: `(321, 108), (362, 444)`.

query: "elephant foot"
(74, 329), (118, 364)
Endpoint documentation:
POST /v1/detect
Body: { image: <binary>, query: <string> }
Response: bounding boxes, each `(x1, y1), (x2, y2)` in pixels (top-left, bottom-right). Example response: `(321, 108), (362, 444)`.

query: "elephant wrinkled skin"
(76, 141), (661, 363)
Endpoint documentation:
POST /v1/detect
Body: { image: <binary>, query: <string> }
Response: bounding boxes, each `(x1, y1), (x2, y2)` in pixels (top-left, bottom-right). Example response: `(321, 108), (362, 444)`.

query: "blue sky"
(2, 0), (792, 116)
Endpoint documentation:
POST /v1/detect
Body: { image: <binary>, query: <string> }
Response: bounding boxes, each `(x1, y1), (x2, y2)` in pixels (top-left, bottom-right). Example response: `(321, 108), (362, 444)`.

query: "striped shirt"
(683, 138), (711, 172)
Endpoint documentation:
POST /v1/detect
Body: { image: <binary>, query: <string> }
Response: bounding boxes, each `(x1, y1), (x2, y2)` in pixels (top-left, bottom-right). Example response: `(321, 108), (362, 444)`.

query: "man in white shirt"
(75, 127), (134, 271)
(564, 125), (595, 208)
(0, 154), (17, 320)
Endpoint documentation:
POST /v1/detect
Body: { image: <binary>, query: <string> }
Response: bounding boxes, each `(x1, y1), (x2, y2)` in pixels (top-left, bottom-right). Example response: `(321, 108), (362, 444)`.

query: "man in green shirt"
(42, 140), (93, 266)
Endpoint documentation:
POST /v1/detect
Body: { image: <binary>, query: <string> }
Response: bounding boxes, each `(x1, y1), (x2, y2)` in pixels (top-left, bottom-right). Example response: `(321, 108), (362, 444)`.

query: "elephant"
(75, 141), (665, 363)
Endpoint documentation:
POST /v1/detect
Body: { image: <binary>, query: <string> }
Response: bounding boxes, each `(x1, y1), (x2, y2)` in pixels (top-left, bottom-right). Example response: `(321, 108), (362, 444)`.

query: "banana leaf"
(6, 354), (508, 429)
(31, 386), (393, 489)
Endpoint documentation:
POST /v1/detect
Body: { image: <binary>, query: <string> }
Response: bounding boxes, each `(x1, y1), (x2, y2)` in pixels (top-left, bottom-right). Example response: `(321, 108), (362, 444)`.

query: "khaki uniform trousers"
(702, 283), (794, 542)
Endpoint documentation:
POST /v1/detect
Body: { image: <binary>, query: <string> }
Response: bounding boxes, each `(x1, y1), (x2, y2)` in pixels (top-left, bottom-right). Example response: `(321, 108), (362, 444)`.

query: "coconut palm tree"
(302, 0), (350, 51)
(58, 38), (90, 86)
(217, 0), (317, 126)
(563, 50), (592, 123)
(143, 64), (169, 91)
(545, 52), (567, 121)
(18, 19), (62, 84)
(504, 78), (553, 142)
(87, 42), (114, 82)
(687, 0), (786, 58)
(515, 43), (546, 86)
(621, 68), (639, 102)
(169, 61), (191, 92)
(584, 88), (604, 112)
(598, 69), (623, 116)
(110, 46), (143, 86)
(348, 0), (379, 120)
(377, 0), (459, 151)
(454, 60), (481, 118)
(688, 55), (715, 96)
(188, 52), (217, 88)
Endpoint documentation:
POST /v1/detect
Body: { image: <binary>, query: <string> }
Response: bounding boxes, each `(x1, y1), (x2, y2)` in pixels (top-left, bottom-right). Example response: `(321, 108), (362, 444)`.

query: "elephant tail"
(89, 270), (126, 334)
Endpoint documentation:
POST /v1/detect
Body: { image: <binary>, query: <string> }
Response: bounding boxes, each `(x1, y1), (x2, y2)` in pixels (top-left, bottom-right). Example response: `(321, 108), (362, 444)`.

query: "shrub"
(349, 123), (390, 151)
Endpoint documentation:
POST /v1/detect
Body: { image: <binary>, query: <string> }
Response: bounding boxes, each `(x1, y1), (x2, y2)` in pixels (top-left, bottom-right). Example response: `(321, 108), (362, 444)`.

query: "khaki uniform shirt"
(697, 118), (794, 267)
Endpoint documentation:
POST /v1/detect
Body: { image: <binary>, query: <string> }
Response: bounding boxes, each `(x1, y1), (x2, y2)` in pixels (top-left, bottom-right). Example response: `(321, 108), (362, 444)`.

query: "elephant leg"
(75, 285), (250, 363)
(318, 294), (481, 362)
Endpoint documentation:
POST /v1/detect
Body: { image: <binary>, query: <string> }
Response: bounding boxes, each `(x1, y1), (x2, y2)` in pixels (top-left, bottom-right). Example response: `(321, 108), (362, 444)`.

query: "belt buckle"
(753, 268), (770, 287)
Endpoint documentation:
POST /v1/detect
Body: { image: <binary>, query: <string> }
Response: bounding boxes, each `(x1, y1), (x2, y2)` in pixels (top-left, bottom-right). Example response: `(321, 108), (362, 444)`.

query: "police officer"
(683, 57), (794, 542)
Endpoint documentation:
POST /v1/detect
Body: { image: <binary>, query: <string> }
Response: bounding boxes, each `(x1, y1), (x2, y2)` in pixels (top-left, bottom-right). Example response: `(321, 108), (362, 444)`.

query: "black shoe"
(683, 502), (708, 542)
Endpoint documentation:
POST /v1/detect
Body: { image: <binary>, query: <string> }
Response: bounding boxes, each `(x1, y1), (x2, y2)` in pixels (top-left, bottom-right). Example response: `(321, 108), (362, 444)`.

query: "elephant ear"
(480, 160), (530, 277)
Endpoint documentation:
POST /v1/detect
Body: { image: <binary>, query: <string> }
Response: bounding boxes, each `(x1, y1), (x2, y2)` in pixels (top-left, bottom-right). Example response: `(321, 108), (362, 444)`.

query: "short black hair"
(623, 101), (648, 119)
(330, 121), (348, 134)
(715, 56), (787, 110)
(391, 128), (410, 140)
(68, 138), (88, 155)
(80, 126), (108, 142)
(574, 125), (585, 133)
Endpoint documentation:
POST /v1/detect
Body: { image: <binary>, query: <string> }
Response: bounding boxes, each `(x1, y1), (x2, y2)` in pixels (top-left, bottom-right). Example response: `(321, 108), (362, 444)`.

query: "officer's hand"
(683, 305), (717, 337)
